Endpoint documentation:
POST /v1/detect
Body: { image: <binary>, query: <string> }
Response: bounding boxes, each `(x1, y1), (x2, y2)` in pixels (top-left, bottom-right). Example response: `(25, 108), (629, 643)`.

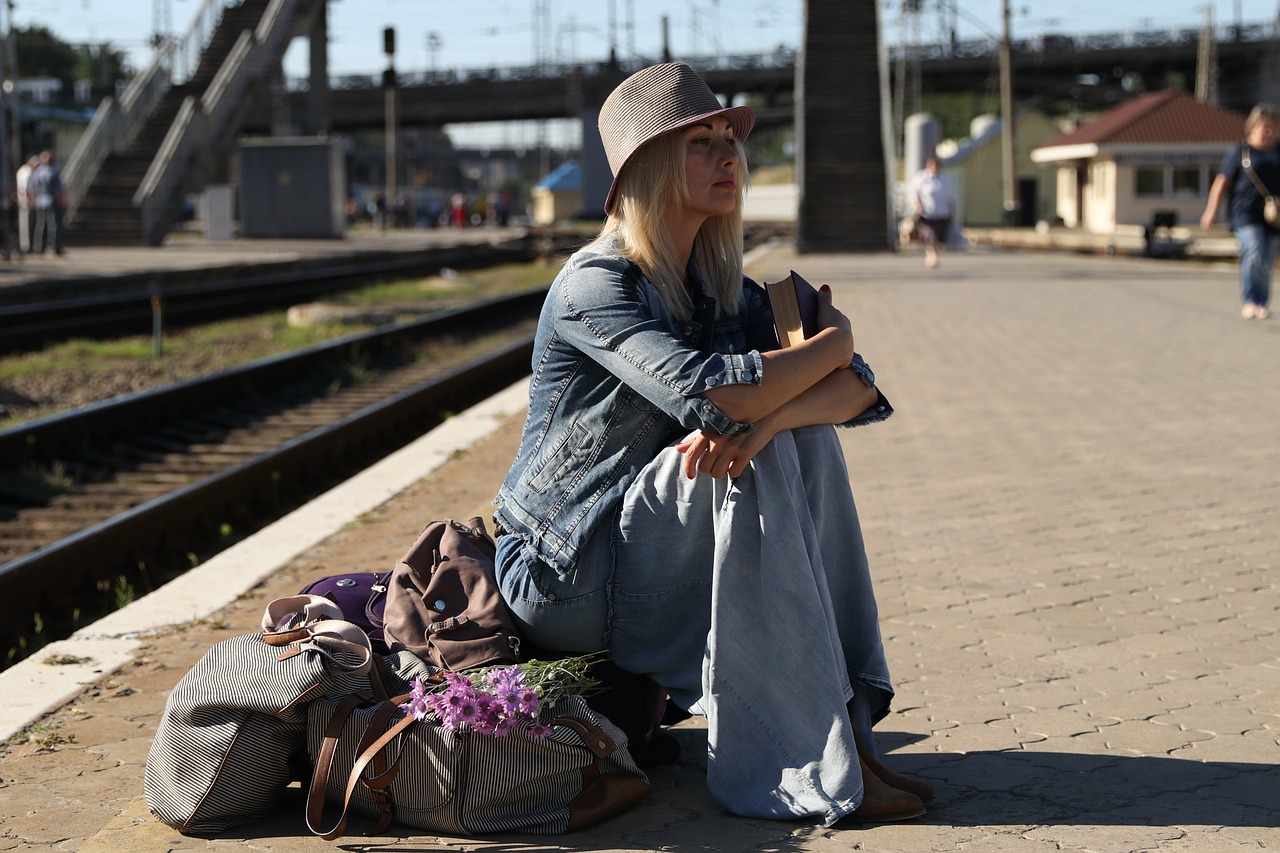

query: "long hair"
(588, 129), (749, 323)
(1244, 103), (1279, 135)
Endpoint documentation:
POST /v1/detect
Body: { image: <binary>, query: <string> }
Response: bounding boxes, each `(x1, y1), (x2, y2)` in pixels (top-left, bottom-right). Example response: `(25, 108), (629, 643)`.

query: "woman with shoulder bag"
(491, 62), (934, 827)
(1201, 103), (1280, 319)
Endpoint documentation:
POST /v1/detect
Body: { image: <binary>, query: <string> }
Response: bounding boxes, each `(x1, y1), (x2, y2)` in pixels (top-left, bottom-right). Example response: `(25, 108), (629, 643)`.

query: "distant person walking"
(15, 155), (38, 254)
(27, 150), (65, 256)
(1200, 103), (1280, 319)
(908, 156), (956, 269)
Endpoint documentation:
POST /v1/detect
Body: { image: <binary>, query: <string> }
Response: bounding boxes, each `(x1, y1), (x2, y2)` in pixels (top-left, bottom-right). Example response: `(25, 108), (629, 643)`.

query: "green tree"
(74, 43), (131, 99)
(13, 26), (79, 92)
(13, 26), (129, 103)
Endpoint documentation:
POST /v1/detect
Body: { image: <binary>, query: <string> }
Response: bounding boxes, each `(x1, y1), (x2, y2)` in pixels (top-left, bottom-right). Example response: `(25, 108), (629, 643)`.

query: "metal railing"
(61, 40), (174, 222)
(172, 0), (238, 85)
(134, 0), (299, 244)
(889, 18), (1278, 62)
(61, 0), (256, 231)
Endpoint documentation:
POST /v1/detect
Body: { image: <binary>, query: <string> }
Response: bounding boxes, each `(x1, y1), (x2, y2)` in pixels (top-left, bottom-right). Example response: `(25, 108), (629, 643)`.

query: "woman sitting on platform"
(492, 62), (934, 826)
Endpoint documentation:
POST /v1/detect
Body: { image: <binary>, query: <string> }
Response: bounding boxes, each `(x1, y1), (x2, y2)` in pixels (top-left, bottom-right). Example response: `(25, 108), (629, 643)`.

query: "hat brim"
(603, 104), (756, 215)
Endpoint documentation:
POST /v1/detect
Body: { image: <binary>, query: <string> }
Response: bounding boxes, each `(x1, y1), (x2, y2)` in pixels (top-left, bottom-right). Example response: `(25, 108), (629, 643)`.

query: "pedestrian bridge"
(61, 0), (1280, 247)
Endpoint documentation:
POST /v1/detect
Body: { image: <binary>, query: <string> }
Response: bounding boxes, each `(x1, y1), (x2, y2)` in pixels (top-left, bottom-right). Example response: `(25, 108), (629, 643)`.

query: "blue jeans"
(31, 206), (61, 254)
(496, 424), (894, 825)
(1235, 224), (1280, 307)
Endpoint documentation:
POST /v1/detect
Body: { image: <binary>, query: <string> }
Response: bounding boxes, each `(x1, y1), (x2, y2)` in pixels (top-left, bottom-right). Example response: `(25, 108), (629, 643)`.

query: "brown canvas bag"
(382, 517), (522, 670)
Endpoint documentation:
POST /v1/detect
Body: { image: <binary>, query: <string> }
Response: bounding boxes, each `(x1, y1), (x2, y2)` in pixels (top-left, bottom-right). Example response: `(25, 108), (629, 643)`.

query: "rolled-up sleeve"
(554, 257), (760, 435)
(841, 352), (893, 427)
(745, 278), (893, 429)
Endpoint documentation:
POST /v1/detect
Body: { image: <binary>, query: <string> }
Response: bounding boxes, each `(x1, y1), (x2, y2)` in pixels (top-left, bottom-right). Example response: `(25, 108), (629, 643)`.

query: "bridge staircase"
(63, 0), (307, 246)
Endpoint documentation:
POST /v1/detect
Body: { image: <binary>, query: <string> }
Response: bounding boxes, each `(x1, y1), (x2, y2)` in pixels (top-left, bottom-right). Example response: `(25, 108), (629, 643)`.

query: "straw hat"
(598, 62), (756, 214)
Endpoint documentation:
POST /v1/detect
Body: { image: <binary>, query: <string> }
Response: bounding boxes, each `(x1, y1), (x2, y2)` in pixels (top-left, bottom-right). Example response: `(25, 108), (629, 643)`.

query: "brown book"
(763, 269), (820, 348)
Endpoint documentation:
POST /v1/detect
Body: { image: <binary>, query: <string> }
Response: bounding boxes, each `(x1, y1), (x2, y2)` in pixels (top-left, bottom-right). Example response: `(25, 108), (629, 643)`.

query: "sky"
(8, 0), (1278, 79)
(6, 0), (1277, 148)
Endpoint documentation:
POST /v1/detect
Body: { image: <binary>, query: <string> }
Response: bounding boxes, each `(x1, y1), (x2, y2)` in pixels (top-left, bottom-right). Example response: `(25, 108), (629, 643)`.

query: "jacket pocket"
(529, 421), (593, 493)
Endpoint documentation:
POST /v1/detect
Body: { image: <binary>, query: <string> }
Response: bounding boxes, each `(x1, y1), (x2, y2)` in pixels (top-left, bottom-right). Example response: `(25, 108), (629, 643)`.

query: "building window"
(1135, 168), (1164, 197)
(1171, 167), (1203, 197)
(1134, 165), (1209, 199)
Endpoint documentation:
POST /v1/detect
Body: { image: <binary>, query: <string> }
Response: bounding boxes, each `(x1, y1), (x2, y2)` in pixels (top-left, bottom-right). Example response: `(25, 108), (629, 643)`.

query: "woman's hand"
(675, 423), (779, 480)
(700, 286), (856, 425)
(814, 284), (855, 364)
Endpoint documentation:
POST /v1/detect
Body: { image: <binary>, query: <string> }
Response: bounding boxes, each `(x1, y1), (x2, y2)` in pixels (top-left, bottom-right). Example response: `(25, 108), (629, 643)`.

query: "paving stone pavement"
(2, 243), (1278, 852)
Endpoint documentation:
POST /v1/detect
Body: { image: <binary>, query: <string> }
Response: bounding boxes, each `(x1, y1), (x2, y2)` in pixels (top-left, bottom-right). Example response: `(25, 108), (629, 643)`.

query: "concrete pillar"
(307, 0), (331, 135)
(579, 104), (609, 219)
(1256, 41), (1280, 107)
(796, 0), (893, 252)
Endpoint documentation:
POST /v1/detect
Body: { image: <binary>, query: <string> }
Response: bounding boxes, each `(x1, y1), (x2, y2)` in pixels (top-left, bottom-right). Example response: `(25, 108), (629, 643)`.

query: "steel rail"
(0, 241), (538, 352)
(0, 288), (545, 663)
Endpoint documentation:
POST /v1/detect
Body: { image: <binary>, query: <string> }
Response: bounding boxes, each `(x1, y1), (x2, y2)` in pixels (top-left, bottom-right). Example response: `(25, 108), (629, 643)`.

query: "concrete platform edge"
(0, 377), (532, 742)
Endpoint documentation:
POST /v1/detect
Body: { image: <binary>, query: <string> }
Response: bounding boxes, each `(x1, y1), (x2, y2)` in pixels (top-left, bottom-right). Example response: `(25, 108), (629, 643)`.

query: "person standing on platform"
(15, 155), (38, 255)
(908, 156), (956, 269)
(28, 150), (65, 256)
(1200, 103), (1280, 320)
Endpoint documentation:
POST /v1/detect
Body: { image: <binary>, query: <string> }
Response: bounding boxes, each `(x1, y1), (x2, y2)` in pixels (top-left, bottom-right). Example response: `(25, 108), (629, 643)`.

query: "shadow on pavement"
(877, 737), (1277, 828)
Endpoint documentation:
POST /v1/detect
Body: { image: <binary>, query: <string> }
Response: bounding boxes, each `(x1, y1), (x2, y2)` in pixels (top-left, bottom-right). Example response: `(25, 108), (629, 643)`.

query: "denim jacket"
(493, 239), (892, 574)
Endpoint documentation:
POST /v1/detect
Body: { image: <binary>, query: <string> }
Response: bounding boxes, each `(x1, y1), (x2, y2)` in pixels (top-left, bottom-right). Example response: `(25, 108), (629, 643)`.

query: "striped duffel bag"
(304, 689), (651, 838)
(144, 596), (374, 835)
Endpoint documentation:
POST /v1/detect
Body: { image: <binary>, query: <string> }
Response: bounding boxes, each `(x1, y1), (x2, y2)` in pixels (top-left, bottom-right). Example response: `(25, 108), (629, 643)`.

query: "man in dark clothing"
(27, 150), (65, 255)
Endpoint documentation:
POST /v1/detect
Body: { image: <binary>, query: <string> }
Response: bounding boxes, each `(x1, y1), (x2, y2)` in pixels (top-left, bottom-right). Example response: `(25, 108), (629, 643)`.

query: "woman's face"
(1246, 118), (1278, 149)
(680, 117), (741, 222)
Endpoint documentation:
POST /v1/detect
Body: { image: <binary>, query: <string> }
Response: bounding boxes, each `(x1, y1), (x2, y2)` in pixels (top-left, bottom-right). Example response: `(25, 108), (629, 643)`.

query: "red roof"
(1035, 90), (1246, 149)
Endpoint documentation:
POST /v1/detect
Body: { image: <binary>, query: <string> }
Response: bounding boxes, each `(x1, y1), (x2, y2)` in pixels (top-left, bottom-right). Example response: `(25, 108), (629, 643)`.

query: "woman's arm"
(1201, 173), (1230, 230)
(701, 285), (854, 423)
(677, 368), (877, 479)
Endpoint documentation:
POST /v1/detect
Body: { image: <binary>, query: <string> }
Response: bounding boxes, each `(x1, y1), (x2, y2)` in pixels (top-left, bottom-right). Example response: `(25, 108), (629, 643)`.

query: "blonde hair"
(1244, 103), (1279, 134)
(587, 128), (748, 323)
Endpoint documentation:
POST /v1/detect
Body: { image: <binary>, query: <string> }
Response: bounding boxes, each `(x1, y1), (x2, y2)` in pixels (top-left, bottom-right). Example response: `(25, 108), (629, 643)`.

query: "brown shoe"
(843, 759), (926, 823)
(852, 730), (936, 803)
(861, 754), (936, 804)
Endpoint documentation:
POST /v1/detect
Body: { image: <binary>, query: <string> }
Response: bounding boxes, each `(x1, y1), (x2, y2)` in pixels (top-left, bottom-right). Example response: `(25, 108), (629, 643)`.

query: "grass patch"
(335, 261), (559, 306)
(0, 260), (562, 430)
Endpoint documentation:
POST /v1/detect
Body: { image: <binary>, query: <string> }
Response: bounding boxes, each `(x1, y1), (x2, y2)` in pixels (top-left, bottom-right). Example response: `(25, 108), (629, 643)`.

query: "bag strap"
(305, 702), (619, 841)
(368, 653), (394, 702)
(306, 692), (367, 840)
(262, 594), (344, 632)
(263, 619), (373, 675)
(366, 572), (389, 627)
(306, 693), (414, 840)
(1241, 148), (1276, 202)
(547, 715), (618, 759)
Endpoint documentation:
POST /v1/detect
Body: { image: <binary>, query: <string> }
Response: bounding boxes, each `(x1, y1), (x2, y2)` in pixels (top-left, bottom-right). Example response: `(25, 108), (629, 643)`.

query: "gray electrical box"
(238, 137), (345, 238)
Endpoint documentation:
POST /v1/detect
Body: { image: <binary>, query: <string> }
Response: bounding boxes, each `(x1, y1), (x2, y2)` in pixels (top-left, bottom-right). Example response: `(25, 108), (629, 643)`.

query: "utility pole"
(999, 0), (1020, 225)
(426, 31), (441, 76)
(0, 13), (10, 261)
(626, 0), (635, 60)
(152, 0), (172, 47)
(6, 0), (19, 195)
(1195, 5), (1218, 103)
(607, 0), (617, 65)
(383, 26), (397, 231)
(0, 0), (15, 260)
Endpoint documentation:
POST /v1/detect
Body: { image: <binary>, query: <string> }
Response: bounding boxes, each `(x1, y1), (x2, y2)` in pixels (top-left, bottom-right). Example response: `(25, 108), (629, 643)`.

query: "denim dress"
(493, 239), (895, 825)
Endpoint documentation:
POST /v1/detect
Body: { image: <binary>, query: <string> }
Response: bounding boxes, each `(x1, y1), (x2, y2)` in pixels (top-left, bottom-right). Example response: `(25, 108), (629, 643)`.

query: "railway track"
(0, 234), (569, 352)
(0, 287), (545, 667)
